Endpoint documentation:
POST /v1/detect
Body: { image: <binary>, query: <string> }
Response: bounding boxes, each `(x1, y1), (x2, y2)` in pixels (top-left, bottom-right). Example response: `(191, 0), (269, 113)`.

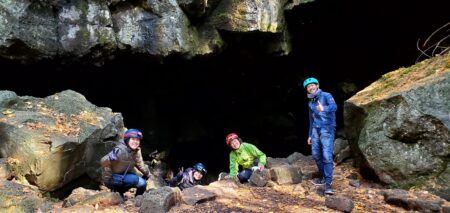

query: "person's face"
(193, 171), (203, 181)
(306, 83), (319, 94)
(230, 138), (241, 150)
(128, 137), (141, 150)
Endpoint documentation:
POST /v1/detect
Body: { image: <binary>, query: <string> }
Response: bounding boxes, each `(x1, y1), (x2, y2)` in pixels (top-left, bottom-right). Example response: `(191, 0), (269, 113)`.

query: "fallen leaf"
(2, 110), (13, 115)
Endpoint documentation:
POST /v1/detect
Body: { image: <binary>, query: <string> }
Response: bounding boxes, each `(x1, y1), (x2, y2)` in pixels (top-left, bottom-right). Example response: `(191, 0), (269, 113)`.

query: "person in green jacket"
(219, 132), (267, 183)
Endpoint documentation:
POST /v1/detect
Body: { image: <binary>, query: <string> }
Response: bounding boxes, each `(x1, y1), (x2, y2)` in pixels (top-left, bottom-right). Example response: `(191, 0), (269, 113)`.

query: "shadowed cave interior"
(0, 0), (448, 194)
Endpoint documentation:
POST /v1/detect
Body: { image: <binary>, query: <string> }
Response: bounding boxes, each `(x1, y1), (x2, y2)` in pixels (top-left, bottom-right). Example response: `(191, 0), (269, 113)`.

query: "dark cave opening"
(0, 0), (448, 181)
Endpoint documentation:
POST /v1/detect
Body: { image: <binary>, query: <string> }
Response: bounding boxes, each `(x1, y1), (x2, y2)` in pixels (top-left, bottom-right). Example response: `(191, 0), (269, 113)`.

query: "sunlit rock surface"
(0, 90), (124, 191)
(344, 53), (450, 199)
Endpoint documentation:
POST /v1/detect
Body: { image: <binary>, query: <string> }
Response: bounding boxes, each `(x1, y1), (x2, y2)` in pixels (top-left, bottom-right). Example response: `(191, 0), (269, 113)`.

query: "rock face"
(0, 0), (315, 63)
(209, 0), (287, 33)
(344, 54), (450, 197)
(140, 186), (182, 213)
(181, 185), (216, 205)
(0, 90), (124, 192)
(0, 180), (52, 212)
(57, 0), (117, 60)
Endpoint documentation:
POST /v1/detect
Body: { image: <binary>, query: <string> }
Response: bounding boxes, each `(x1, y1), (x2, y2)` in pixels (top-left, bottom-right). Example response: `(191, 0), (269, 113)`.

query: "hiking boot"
(310, 178), (325, 185)
(218, 172), (228, 181)
(324, 183), (334, 195)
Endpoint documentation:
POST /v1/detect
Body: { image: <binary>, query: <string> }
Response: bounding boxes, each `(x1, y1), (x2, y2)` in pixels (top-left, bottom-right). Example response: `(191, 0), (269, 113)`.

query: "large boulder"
(0, 90), (124, 192)
(181, 185), (216, 205)
(344, 54), (450, 195)
(269, 165), (302, 185)
(287, 152), (319, 179)
(140, 186), (182, 213)
(0, 180), (53, 212)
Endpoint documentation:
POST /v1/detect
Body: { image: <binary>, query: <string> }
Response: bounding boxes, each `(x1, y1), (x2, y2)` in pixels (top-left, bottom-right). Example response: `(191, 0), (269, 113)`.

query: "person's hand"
(259, 165), (265, 171)
(102, 167), (112, 183)
(142, 174), (150, 180)
(316, 100), (324, 112)
(307, 137), (312, 145)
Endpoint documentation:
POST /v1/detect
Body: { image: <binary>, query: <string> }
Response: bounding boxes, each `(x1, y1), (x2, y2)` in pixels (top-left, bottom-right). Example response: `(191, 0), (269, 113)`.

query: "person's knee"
(238, 170), (252, 182)
(123, 174), (140, 187)
(322, 154), (333, 163)
(137, 177), (147, 188)
(311, 149), (322, 160)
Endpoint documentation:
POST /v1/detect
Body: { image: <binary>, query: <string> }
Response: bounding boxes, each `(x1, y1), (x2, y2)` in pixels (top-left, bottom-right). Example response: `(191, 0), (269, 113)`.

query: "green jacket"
(229, 142), (266, 177)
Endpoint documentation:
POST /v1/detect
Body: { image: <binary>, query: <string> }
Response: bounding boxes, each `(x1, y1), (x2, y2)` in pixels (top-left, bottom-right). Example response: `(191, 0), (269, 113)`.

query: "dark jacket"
(169, 167), (201, 190)
(100, 142), (150, 183)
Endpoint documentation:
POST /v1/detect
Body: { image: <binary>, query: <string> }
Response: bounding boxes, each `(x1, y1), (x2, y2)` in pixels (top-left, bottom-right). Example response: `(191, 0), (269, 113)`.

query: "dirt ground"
(120, 160), (442, 213)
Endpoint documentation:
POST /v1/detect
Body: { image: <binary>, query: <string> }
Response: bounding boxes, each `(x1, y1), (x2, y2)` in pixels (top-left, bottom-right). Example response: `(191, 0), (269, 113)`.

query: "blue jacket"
(308, 90), (337, 137)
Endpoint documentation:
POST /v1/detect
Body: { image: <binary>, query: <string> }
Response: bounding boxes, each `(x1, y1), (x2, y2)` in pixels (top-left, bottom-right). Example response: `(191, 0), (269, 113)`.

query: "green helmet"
(303, 77), (319, 88)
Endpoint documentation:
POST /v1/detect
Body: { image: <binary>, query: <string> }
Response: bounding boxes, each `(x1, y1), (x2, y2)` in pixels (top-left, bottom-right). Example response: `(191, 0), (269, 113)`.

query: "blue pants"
(106, 173), (147, 197)
(311, 127), (335, 185)
(237, 160), (259, 183)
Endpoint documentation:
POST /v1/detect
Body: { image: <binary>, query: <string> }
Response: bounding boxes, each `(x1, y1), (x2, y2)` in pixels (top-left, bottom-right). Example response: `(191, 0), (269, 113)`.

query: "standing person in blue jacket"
(303, 77), (337, 195)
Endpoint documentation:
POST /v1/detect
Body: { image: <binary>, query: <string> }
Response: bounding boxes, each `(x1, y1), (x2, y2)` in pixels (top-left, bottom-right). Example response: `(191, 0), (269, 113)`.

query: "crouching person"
(169, 163), (207, 190)
(101, 129), (152, 198)
(219, 133), (266, 183)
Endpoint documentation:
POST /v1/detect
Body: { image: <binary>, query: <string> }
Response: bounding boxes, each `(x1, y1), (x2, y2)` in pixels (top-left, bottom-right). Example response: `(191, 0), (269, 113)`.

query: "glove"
(251, 166), (260, 172)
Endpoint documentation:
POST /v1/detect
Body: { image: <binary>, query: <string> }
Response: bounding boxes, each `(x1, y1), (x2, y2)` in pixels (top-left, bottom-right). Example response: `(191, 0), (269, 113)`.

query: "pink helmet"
(226, 133), (239, 145)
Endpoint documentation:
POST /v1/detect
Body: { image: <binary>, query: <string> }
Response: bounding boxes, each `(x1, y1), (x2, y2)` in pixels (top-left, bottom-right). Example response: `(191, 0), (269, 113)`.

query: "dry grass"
(348, 53), (450, 105)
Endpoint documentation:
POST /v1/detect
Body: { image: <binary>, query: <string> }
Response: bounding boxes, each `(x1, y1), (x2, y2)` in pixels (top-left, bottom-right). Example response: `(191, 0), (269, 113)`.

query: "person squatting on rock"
(303, 77), (337, 195)
(219, 133), (267, 183)
(169, 163), (207, 190)
(101, 128), (153, 198)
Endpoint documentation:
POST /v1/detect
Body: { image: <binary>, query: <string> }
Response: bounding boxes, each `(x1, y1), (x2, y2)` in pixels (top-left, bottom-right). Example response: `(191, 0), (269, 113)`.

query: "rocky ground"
(43, 159), (448, 213)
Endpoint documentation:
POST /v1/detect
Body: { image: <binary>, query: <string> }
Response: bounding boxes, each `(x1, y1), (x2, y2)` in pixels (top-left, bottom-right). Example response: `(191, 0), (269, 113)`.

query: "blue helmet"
(193, 163), (207, 175)
(303, 77), (319, 88)
(124, 129), (143, 140)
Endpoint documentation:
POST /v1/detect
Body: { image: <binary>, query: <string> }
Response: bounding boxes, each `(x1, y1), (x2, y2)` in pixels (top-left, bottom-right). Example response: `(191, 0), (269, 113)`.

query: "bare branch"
(423, 22), (450, 47)
(416, 22), (450, 61)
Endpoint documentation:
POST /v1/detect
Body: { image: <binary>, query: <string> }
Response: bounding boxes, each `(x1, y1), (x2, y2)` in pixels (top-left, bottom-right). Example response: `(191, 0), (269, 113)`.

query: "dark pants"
(237, 160), (259, 183)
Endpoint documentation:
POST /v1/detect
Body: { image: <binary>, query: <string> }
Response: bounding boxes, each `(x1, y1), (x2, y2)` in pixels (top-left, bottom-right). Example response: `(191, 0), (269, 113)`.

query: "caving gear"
(193, 163), (207, 175)
(226, 132), (239, 145)
(169, 167), (202, 190)
(124, 129), (143, 141)
(303, 77), (319, 88)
